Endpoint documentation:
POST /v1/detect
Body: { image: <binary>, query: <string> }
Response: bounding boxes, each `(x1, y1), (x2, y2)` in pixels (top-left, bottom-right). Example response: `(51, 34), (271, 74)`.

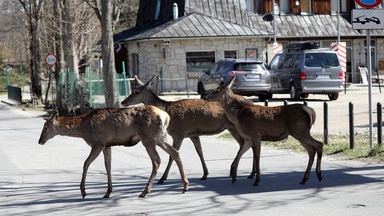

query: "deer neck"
(220, 94), (244, 121)
(56, 117), (83, 138)
(144, 91), (169, 110)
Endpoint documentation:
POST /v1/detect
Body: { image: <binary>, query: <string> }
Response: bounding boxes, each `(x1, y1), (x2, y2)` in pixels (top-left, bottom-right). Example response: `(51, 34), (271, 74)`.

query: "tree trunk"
(53, 0), (65, 110)
(30, 16), (42, 103)
(101, 0), (118, 108)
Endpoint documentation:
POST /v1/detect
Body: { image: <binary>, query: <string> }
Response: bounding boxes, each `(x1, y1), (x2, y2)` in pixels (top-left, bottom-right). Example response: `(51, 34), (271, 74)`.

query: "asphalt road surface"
(1, 86), (384, 216)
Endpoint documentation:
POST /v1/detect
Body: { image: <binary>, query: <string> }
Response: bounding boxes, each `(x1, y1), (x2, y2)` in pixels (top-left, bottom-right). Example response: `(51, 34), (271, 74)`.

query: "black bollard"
(349, 102), (354, 149)
(378, 102), (382, 145)
(324, 102), (328, 145)
(265, 99), (269, 107)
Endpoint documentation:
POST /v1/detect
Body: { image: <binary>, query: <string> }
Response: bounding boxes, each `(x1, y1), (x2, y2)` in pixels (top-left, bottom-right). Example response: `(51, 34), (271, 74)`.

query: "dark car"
(197, 58), (271, 101)
(268, 42), (344, 101)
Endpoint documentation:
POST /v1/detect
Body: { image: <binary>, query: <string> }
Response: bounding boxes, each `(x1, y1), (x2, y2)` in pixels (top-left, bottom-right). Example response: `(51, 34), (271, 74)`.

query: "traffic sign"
(355, 0), (382, 8)
(45, 54), (57, 66)
(352, 9), (384, 30)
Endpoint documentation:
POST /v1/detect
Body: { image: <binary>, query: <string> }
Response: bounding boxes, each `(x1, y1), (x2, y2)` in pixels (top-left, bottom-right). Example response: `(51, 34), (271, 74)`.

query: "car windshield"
(304, 53), (340, 67)
(234, 63), (263, 71)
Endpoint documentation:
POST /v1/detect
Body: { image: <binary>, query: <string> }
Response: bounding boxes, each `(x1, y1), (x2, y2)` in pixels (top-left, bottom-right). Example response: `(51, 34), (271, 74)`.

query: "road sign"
(352, 9), (384, 30)
(6, 67), (13, 72)
(355, 0), (382, 8)
(45, 54), (57, 66)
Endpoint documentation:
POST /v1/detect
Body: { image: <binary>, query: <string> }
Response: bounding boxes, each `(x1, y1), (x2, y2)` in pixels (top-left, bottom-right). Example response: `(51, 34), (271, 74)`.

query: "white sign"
(352, 9), (384, 30)
(45, 54), (57, 66)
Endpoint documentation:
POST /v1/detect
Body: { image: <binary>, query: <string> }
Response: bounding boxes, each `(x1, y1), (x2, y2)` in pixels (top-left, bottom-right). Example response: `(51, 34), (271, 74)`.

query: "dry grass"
(219, 132), (384, 164)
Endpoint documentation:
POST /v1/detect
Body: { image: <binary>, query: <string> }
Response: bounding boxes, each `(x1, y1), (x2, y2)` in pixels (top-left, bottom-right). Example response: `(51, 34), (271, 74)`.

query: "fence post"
(324, 101), (328, 145)
(349, 102), (354, 149)
(89, 65), (93, 108)
(66, 67), (70, 104)
(116, 72), (121, 108)
(160, 67), (164, 92)
(122, 61), (128, 97)
(378, 102), (382, 145)
(185, 76), (189, 98)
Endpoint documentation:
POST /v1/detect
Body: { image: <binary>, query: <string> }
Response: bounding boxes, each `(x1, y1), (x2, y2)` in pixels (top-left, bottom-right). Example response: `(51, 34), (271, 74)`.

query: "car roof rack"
(283, 42), (320, 52)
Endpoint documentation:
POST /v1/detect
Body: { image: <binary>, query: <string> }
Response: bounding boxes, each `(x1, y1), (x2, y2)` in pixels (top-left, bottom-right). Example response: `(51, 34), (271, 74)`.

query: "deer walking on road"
(38, 106), (189, 198)
(121, 75), (256, 184)
(205, 76), (324, 186)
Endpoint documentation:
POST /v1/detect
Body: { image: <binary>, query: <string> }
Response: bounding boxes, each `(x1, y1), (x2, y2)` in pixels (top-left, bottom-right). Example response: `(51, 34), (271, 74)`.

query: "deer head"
(204, 76), (236, 102)
(121, 75), (157, 107)
(38, 110), (59, 145)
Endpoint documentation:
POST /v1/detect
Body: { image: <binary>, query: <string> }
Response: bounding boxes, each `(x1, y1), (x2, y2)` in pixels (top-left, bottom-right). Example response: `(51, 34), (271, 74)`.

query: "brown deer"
(205, 76), (324, 186)
(121, 75), (255, 184)
(38, 106), (189, 198)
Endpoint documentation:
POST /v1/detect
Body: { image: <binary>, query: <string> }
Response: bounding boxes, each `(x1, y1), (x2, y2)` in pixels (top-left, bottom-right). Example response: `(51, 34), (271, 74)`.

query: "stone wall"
(125, 37), (266, 92)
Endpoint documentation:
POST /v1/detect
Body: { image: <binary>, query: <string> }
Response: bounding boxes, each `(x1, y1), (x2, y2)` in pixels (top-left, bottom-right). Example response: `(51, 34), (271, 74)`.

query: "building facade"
(113, 0), (384, 91)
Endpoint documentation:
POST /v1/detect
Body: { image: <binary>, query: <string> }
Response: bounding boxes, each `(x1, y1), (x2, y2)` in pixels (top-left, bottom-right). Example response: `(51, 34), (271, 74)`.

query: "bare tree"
(18, 0), (45, 103)
(85, 0), (126, 108)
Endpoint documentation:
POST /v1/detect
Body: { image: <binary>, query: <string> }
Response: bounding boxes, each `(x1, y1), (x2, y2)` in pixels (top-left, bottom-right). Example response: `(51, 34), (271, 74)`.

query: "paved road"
(1, 97), (384, 215)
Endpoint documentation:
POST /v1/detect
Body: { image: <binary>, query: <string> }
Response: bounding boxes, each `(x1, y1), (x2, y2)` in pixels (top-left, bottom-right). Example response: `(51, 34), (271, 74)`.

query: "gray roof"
(249, 14), (384, 38)
(116, 13), (270, 43)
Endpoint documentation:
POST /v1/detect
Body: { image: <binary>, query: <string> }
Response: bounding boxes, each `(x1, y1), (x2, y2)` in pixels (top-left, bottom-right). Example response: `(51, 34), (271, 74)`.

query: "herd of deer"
(38, 75), (324, 198)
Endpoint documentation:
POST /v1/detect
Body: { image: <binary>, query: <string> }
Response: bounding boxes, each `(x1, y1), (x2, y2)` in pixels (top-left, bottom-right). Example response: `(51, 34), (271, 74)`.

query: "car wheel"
(290, 85), (300, 101)
(198, 84), (207, 99)
(301, 93), (309, 99)
(258, 95), (266, 102)
(328, 93), (339, 101)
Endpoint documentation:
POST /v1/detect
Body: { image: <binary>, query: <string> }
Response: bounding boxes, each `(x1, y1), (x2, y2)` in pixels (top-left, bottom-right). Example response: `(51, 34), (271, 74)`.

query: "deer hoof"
(139, 192), (147, 198)
(201, 175), (208, 181)
(317, 172), (323, 182)
(81, 192), (86, 199)
(231, 177), (237, 184)
(103, 194), (110, 198)
(300, 177), (308, 185)
(157, 178), (166, 184)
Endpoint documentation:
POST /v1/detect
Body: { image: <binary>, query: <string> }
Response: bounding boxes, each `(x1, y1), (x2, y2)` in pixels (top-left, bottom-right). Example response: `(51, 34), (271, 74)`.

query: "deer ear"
(227, 76), (236, 88)
(135, 75), (145, 87)
(49, 110), (59, 121)
(147, 75), (158, 87)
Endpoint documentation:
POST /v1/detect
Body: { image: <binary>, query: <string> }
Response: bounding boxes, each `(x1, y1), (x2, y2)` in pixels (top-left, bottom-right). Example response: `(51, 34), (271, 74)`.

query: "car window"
(234, 63), (263, 71)
(208, 62), (220, 74)
(282, 54), (296, 69)
(219, 62), (234, 73)
(292, 54), (301, 69)
(304, 53), (340, 67)
(269, 54), (283, 70)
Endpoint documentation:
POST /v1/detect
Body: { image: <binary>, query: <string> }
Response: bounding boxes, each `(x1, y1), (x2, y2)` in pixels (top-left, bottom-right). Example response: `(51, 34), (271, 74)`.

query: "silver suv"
(198, 58), (271, 101)
(268, 42), (344, 101)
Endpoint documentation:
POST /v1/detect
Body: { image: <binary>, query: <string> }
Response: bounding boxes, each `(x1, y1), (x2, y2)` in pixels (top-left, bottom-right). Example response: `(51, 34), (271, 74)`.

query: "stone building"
(113, 0), (384, 92)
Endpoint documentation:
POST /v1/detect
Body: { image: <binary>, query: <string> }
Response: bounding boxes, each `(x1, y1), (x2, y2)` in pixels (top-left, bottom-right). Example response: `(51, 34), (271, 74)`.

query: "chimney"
(173, 3), (178, 20)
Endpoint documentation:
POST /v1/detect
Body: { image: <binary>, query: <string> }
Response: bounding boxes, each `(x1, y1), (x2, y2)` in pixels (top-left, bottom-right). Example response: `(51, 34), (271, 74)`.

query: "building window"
(246, 0), (262, 14)
(331, 0), (350, 14)
(186, 51), (215, 73)
(300, 0), (312, 14)
(246, 48), (258, 59)
(225, 50), (237, 59)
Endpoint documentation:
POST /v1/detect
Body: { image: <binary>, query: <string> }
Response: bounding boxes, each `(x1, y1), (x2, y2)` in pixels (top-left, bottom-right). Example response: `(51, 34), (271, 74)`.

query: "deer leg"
(80, 145), (104, 198)
(158, 137), (183, 184)
(312, 138), (324, 182)
(252, 138), (262, 186)
(230, 139), (253, 183)
(140, 143), (161, 198)
(190, 136), (209, 180)
(102, 146), (112, 198)
(228, 127), (256, 179)
(157, 138), (189, 194)
(299, 143), (315, 185)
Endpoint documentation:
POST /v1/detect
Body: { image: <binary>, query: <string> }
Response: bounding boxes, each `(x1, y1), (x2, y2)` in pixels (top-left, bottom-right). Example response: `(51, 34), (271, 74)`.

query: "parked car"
(198, 58), (271, 101)
(267, 42), (344, 101)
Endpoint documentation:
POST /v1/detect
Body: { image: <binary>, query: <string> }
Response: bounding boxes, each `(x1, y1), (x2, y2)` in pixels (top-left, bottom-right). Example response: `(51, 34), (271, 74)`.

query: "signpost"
(352, 4), (383, 147)
(45, 54), (57, 111)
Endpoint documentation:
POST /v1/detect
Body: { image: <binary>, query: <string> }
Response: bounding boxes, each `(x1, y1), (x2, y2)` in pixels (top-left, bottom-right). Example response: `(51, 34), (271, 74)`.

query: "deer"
(38, 106), (189, 198)
(204, 76), (325, 186)
(121, 75), (255, 184)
